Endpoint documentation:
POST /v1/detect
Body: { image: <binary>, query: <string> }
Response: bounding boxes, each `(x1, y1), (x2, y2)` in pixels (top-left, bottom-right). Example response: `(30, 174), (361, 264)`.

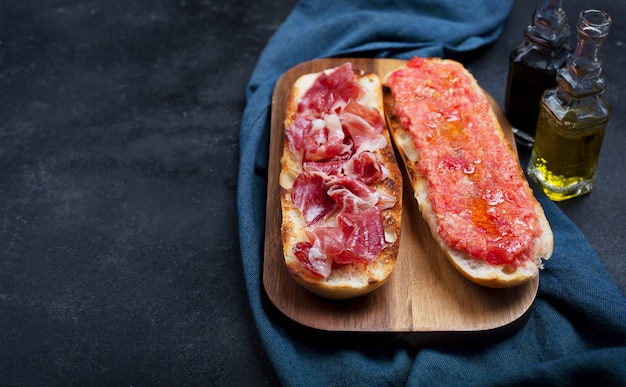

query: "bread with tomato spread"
(383, 57), (553, 288)
(279, 63), (403, 299)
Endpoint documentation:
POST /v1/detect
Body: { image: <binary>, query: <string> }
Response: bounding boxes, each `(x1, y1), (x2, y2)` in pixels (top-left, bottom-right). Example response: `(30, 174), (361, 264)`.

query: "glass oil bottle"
(527, 9), (612, 201)
(505, 0), (572, 148)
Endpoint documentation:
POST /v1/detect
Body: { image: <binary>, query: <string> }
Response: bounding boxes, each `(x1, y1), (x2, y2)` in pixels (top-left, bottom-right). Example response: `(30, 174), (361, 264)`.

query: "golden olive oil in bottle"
(527, 9), (612, 201)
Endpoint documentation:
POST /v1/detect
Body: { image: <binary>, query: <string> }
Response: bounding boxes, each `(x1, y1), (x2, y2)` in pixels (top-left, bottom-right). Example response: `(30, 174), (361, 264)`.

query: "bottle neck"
(574, 9), (611, 62)
(575, 38), (602, 62)
(525, 0), (570, 48)
(557, 10), (611, 98)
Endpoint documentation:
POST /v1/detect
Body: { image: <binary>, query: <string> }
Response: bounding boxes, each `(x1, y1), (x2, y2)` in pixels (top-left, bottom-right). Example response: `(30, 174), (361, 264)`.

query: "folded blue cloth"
(237, 1), (626, 385)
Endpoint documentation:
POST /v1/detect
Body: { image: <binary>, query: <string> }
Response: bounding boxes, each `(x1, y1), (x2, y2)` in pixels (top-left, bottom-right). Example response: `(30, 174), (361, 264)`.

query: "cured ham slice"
(310, 206), (385, 266)
(343, 151), (389, 184)
(297, 63), (366, 115)
(290, 170), (335, 226)
(341, 100), (387, 154)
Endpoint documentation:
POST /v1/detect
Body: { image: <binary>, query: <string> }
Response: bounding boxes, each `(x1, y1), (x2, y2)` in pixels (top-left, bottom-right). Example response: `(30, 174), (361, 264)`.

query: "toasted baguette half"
(279, 64), (403, 299)
(384, 57), (553, 288)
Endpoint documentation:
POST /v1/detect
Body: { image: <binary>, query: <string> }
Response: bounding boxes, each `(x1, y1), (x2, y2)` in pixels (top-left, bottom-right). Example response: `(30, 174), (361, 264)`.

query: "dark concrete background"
(0, 0), (623, 385)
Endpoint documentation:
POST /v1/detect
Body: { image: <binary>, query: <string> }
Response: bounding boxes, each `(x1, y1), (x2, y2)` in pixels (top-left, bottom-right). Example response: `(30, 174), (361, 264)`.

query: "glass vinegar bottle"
(505, 0), (572, 148)
(527, 9), (612, 201)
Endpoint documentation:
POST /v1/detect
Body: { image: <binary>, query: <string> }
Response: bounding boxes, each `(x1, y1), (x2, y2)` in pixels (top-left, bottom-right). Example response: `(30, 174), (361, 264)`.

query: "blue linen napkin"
(237, 0), (626, 385)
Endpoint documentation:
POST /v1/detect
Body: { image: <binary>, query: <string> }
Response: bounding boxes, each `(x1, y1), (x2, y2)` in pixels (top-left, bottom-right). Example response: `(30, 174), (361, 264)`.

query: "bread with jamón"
(279, 63), (403, 299)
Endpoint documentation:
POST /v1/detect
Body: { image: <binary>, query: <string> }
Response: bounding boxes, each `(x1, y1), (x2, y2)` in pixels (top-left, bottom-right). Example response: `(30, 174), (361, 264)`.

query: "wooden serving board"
(263, 58), (538, 341)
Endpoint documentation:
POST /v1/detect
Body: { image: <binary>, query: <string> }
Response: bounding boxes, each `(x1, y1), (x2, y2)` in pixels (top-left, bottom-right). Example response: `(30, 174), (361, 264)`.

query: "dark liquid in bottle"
(505, 60), (558, 136)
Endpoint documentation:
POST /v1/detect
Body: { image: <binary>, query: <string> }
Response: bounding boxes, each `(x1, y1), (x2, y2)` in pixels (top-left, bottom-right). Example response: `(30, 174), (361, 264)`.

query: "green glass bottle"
(527, 9), (612, 201)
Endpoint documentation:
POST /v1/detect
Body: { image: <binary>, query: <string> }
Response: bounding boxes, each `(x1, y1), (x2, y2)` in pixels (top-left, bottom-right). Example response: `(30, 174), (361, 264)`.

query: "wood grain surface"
(263, 58), (538, 338)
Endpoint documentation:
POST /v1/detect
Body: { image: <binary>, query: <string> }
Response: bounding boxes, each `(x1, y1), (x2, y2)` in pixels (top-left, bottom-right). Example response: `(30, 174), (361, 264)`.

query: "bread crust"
(280, 65), (403, 299)
(383, 57), (553, 288)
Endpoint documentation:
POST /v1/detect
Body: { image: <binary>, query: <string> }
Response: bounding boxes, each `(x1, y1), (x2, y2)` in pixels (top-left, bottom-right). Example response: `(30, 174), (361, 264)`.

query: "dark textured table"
(0, 0), (623, 385)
